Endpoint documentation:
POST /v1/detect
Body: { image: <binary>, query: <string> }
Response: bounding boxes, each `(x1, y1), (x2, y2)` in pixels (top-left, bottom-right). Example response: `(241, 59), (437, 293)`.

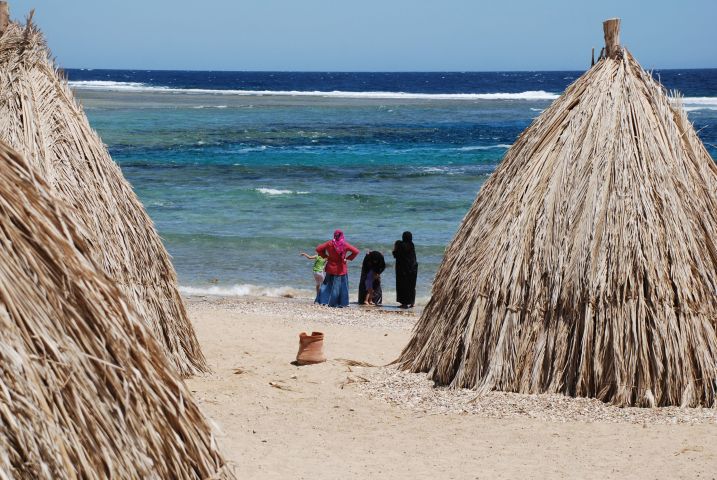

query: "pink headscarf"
(331, 229), (346, 256)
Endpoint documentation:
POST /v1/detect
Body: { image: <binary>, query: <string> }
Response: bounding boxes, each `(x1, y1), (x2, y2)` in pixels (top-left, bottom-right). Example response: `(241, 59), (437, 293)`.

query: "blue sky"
(9, 0), (717, 71)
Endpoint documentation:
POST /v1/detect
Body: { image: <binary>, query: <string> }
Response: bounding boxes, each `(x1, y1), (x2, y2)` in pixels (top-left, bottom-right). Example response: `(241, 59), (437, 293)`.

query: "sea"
(67, 69), (717, 302)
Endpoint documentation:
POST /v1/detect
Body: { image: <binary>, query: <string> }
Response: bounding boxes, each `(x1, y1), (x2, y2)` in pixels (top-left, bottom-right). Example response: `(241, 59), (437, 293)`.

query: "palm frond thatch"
(398, 19), (717, 407)
(0, 140), (233, 478)
(0, 17), (207, 376)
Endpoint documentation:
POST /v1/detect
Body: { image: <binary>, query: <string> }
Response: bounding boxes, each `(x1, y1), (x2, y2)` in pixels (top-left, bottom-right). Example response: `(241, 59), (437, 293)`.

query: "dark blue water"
(66, 69), (717, 97)
(68, 70), (717, 301)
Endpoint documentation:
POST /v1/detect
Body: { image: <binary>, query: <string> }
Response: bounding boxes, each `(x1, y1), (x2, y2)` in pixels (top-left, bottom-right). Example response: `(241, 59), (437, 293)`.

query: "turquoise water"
(72, 71), (717, 301)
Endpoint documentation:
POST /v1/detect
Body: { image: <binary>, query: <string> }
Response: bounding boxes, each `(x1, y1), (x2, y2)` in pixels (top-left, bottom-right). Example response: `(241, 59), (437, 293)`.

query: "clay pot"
(296, 331), (326, 365)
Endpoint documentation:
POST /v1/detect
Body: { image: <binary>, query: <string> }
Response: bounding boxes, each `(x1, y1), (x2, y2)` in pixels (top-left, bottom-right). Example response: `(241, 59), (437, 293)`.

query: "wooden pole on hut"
(0, 2), (9, 36)
(603, 18), (621, 58)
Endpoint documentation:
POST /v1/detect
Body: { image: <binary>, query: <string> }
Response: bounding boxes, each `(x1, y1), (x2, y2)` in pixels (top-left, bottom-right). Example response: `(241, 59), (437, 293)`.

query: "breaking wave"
(179, 284), (312, 298)
(68, 81), (717, 106)
(456, 144), (512, 151)
(68, 80), (560, 100)
(681, 96), (717, 106)
(255, 187), (309, 195)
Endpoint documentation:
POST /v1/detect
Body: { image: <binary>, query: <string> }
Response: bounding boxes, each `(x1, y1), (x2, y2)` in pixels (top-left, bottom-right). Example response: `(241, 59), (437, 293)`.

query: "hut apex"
(398, 19), (717, 407)
(0, 12), (208, 376)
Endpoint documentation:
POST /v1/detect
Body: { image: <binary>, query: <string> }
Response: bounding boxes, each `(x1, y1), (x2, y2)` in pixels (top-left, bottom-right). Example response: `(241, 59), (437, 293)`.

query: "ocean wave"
(68, 80), (560, 100)
(419, 166), (462, 174)
(179, 284), (312, 298)
(255, 187), (309, 195)
(68, 80), (717, 105)
(233, 145), (268, 153)
(683, 106), (717, 112)
(408, 165), (497, 178)
(456, 144), (512, 151)
(69, 80), (145, 89)
(672, 96), (717, 112)
(681, 97), (717, 106)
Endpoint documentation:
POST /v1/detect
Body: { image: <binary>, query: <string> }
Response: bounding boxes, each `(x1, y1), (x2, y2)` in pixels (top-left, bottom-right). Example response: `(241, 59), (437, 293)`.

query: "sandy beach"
(185, 295), (717, 479)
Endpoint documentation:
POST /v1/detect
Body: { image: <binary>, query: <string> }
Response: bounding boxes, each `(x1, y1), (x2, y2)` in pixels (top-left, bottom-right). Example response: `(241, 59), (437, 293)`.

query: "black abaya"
(393, 233), (417, 306)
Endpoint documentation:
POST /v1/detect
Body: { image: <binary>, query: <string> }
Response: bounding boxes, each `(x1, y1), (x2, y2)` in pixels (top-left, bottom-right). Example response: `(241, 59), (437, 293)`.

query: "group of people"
(301, 229), (418, 309)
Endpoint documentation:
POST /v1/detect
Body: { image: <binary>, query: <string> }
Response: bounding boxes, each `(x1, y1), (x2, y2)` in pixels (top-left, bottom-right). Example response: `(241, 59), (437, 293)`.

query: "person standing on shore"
(300, 252), (327, 295)
(393, 231), (418, 309)
(315, 230), (359, 307)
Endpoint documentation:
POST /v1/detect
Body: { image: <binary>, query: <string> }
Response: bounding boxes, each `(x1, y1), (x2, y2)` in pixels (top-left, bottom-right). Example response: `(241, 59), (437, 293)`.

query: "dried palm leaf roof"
(398, 19), (717, 407)
(0, 140), (233, 478)
(0, 12), (206, 376)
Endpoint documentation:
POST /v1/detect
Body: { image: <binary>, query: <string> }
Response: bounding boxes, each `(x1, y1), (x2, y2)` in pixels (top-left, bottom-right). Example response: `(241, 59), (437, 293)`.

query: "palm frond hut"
(0, 8), (207, 376)
(0, 140), (232, 478)
(398, 19), (717, 407)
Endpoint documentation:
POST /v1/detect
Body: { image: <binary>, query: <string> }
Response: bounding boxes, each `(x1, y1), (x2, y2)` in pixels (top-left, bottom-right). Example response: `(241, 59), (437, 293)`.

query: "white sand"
(185, 296), (717, 479)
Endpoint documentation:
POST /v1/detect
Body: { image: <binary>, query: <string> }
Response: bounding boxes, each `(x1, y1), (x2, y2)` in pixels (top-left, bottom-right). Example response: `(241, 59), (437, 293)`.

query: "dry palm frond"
(335, 358), (377, 367)
(398, 19), (717, 407)
(269, 381), (294, 391)
(339, 376), (369, 389)
(0, 18), (206, 376)
(0, 140), (233, 478)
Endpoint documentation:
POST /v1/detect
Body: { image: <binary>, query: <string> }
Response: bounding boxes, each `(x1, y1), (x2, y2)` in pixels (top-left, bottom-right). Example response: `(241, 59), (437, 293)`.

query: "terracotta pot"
(296, 331), (326, 365)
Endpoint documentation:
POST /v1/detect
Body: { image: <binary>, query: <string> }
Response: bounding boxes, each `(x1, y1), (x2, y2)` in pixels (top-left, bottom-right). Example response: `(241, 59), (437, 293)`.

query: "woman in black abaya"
(393, 231), (417, 308)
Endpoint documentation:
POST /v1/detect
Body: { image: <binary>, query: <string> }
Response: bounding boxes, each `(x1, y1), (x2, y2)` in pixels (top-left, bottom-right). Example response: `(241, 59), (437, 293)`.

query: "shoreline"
(184, 293), (421, 330)
(182, 287), (433, 307)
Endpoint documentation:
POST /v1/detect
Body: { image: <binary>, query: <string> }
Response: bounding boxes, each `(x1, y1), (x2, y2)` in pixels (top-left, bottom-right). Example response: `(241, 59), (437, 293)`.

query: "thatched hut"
(0, 140), (232, 478)
(0, 6), (206, 376)
(399, 19), (717, 407)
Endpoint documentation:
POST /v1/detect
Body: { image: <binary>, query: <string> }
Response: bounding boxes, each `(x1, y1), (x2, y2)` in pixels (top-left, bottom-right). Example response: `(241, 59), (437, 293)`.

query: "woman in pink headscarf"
(315, 229), (359, 307)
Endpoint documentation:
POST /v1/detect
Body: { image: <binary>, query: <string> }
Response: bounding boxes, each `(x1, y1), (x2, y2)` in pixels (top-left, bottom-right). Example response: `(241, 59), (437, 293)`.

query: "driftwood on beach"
(399, 19), (717, 407)
(0, 10), (207, 376)
(0, 140), (233, 478)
